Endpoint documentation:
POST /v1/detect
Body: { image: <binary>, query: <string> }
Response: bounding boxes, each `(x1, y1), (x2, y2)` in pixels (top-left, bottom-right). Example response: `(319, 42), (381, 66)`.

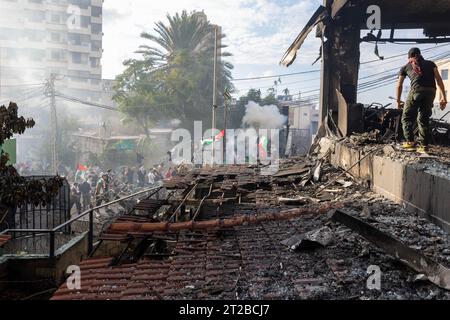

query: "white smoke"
(242, 101), (287, 129)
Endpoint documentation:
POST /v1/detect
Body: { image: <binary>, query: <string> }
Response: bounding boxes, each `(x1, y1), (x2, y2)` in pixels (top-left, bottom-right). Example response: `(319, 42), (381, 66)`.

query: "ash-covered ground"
(269, 157), (450, 300)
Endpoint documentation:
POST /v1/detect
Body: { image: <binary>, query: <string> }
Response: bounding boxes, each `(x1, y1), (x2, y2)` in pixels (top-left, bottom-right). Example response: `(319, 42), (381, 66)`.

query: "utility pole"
(49, 73), (58, 175)
(0, 52), (2, 101)
(211, 26), (218, 167)
(222, 89), (231, 163)
(223, 101), (228, 164)
(0, 47), (2, 101)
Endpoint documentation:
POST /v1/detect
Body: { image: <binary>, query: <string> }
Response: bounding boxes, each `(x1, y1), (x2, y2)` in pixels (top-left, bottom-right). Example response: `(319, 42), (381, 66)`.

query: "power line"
(232, 70), (321, 82)
(360, 43), (450, 65)
(55, 93), (118, 111)
(0, 82), (46, 88)
(232, 44), (450, 83)
(0, 86), (45, 105)
(258, 50), (450, 97)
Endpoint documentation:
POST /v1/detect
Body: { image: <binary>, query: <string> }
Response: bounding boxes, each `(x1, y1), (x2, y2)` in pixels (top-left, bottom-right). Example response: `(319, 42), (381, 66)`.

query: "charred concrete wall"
(329, 139), (450, 233)
(2, 232), (88, 287)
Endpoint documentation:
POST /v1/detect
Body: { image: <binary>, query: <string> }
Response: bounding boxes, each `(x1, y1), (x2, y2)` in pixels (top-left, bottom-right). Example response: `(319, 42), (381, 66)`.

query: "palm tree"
(137, 11), (234, 125)
(114, 11), (234, 133)
(137, 10), (232, 70)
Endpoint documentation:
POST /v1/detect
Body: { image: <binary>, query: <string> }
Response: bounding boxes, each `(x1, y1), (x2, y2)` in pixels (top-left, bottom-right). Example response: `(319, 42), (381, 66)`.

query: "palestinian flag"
(202, 130), (225, 146)
(75, 164), (88, 182)
(259, 136), (268, 159)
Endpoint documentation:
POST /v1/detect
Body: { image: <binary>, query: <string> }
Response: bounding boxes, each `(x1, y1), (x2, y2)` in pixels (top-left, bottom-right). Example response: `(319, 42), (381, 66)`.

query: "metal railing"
(0, 186), (163, 258)
(1, 176), (71, 236)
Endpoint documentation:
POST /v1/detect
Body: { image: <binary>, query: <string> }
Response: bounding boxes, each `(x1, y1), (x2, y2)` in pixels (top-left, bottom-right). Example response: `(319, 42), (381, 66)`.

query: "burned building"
(2, 1), (450, 303)
(281, 0), (450, 231)
(281, 0), (450, 133)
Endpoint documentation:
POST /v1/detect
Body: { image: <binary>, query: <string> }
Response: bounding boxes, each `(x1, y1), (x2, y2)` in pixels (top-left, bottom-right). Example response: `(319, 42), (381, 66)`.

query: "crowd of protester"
(14, 152), (187, 216)
(68, 159), (182, 216)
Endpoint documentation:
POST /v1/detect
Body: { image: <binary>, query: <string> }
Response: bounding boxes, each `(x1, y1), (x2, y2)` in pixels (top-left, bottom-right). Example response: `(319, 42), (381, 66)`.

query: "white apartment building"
(0, 0), (104, 103)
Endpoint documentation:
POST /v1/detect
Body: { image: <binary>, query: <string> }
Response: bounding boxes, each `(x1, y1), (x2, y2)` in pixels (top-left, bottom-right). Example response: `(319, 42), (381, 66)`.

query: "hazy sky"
(102, 0), (449, 105)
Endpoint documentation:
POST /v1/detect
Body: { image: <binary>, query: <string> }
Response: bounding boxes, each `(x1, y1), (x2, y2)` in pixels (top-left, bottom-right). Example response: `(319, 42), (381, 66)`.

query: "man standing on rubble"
(95, 172), (110, 207)
(397, 47), (447, 153)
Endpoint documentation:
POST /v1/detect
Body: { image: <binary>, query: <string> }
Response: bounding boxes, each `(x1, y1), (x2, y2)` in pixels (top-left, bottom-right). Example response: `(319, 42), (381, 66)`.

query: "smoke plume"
(242, 101), (287, 129)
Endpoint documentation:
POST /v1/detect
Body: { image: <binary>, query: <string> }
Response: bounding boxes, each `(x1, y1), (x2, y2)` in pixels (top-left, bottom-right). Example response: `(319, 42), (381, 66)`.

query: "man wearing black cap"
(396, 47), (447, 153)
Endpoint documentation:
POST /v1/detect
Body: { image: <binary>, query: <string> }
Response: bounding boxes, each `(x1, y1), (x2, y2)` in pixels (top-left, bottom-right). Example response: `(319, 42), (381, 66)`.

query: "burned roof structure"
(48, 158), (450, 300)
(281, 0), (450, 134)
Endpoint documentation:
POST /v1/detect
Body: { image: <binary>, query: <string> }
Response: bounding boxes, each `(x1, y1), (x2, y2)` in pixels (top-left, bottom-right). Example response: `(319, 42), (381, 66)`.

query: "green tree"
(114, 10), (234, 133)
(0, 102), (63, 212)
(262, 92), (278, 106)
(113, 59), (170, 137)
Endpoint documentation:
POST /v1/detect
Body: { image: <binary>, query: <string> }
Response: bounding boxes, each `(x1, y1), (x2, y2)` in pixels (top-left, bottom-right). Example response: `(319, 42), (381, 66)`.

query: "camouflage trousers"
(402, 88), (436, 146)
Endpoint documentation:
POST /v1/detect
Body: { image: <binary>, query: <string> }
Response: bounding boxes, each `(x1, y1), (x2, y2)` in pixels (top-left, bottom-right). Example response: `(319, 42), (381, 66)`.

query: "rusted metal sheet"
(332, 209), (450, 290)
(280, 5), (328, 67)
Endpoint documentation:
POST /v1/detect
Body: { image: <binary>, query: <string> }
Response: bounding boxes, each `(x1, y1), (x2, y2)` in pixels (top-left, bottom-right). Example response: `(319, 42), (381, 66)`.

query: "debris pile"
(51, 154), (450, 300)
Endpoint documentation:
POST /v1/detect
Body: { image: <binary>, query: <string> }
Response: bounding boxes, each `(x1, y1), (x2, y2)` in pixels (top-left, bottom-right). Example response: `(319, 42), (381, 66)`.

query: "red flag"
(77, 164), (88, 172)
(215, 130), (225, 141)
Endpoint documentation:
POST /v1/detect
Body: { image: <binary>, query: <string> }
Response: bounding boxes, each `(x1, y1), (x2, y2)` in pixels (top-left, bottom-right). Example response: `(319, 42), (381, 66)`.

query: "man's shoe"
(417, 145), (429, 154)
(402, 142), (416, 152)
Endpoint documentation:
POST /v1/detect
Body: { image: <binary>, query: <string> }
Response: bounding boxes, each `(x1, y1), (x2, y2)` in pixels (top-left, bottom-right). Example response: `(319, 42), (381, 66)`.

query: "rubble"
(282, 226), (333, 251)
(332, 209), (450, 290)
(51, 153), (450, 300)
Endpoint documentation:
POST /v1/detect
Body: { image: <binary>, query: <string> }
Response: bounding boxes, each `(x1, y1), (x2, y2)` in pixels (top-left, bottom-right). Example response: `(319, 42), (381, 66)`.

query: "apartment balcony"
(45, 41), (69, 50)
(90, 50), (102, 58)
(46, 59), (69, 68)
(91, 16), (102, 24)
(41, 3), (68, 12)
(68, 43), (91, 53)
(66, 26), (91, 36)
(66, 78), (102, 91)
(45, 22), (68, 32)
(23, 21), (47, 31)
(91, 0), (103, 6)
(68, 62), (91, 72)
(90, 66), (102, 75)
(91, 33), (102, 41)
